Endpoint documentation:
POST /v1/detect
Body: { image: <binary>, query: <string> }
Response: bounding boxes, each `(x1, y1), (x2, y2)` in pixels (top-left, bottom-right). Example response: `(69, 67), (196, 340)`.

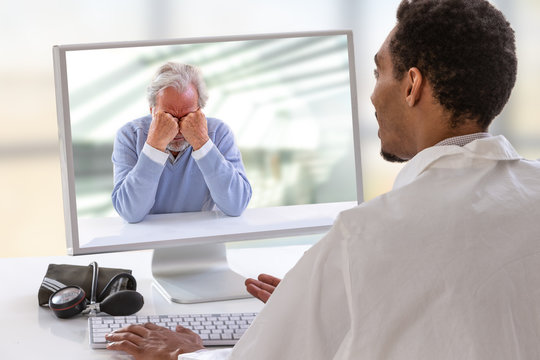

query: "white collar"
(393, 135), (522, 190)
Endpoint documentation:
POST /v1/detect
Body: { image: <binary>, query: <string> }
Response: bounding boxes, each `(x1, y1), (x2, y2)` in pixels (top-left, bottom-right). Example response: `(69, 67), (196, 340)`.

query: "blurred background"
(1, 0), (539, 257)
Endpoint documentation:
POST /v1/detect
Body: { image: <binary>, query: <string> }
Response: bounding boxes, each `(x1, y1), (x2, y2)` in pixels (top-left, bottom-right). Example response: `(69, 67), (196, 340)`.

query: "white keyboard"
(89, 312), (257, 348)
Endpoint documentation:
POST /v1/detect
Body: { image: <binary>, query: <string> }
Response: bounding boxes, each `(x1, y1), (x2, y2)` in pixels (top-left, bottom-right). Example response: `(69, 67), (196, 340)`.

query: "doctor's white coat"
(181, 135), (540, 360)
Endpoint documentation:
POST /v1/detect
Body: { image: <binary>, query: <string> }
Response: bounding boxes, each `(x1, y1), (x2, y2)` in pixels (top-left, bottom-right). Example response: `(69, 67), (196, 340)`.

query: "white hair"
(147, 62), (209, 108)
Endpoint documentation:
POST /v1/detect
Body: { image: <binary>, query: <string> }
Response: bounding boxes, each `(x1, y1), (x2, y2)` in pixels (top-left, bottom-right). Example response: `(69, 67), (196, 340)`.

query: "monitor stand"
(151, 243), (251, 304)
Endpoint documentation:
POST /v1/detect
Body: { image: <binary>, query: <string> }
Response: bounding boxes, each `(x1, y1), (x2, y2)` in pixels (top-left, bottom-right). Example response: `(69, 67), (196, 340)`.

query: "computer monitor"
(53, 30), (363, 303)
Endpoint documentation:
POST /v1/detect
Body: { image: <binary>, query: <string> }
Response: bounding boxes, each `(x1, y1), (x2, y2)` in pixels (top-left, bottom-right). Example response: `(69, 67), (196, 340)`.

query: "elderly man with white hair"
(111, 62), (252, 223)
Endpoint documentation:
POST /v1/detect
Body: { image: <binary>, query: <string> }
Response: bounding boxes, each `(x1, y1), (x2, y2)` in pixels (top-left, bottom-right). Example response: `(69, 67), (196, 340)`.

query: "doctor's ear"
(405, 67), (423, 107)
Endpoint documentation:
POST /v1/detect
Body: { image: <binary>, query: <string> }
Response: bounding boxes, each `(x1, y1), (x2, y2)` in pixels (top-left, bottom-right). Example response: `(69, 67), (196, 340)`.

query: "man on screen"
(111, 62), (252, 223)
(106, 0), (540, 358)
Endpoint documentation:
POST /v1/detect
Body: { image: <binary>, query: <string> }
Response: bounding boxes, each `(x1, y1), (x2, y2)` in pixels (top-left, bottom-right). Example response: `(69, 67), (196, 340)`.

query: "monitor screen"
(53, 31), (362, 302)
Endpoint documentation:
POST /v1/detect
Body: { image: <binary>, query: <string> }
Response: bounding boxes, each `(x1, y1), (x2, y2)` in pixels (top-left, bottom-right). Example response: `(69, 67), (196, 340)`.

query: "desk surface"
(0, 244), (310, 360)
(75, 202), (353, 254)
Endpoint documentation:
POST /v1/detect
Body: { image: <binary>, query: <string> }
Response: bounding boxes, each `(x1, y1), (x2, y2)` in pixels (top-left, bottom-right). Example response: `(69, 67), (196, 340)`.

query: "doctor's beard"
(380, 150), (407, 163)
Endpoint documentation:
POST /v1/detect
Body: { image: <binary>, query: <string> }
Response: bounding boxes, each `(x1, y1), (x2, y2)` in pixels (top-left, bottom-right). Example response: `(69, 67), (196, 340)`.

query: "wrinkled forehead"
(154, 85), (199, 117)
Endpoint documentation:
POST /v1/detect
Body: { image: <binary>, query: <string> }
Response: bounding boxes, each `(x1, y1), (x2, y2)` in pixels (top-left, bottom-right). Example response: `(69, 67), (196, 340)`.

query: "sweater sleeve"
(194, 125), (252, 216)
(111, 127), (166, 223)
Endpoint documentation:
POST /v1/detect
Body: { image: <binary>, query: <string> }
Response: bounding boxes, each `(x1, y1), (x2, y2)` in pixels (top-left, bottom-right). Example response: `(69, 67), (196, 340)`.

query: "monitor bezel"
(53, 30), (363, 256)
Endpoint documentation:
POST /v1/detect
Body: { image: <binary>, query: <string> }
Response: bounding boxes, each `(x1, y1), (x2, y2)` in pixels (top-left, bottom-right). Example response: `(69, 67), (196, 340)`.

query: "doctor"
(107, 0), (540, 358)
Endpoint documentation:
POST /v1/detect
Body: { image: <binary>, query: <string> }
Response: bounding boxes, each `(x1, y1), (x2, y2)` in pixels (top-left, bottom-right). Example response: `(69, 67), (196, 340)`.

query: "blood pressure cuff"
(38, 263), (135, 306)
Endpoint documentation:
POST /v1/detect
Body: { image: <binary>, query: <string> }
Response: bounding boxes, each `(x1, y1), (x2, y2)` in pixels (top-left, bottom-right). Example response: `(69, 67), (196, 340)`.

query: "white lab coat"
(180, 135), (540, 360)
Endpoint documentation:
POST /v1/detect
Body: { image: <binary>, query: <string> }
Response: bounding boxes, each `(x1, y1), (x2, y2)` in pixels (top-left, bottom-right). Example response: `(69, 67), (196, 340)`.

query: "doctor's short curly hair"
(390, 0), (517, 129)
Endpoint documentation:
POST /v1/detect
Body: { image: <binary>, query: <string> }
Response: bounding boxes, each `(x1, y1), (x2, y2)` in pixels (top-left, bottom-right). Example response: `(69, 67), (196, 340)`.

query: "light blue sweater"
(111, 115), (252, 223)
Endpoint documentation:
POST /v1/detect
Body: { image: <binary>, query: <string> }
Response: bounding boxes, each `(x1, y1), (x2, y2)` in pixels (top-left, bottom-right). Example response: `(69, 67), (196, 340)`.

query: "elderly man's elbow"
(124, 214), (146, 223)
(115, 209), (146, 223)
(112, 199), (147, 223)
(224, 192), (252, 217)
(225, 208), (244, 217)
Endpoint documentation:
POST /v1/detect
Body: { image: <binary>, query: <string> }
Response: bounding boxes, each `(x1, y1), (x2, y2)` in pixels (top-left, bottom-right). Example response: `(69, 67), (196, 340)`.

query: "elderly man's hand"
(245, 274), (282, 303)
(179, 109), (209, 150)
(147, 111), (179, 152)
(106, 322), (204, 360)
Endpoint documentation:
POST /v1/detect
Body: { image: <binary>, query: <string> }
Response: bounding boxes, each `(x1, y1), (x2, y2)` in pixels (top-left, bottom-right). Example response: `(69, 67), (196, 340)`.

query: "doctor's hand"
(245, 274), (282, 303)
(106, 322), (204, 360)
(178, 109), (209, 151)
(147, 110), (179, 152)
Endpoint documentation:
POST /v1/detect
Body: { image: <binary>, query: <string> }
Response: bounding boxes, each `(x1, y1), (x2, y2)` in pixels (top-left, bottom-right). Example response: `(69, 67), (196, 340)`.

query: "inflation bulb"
(98, 290), (144, 316)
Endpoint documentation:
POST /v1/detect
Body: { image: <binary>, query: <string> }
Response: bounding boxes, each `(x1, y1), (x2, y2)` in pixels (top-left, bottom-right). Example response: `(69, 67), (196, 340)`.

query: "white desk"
(0, 244), (310, 360)
(74, 202), (354, 254)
